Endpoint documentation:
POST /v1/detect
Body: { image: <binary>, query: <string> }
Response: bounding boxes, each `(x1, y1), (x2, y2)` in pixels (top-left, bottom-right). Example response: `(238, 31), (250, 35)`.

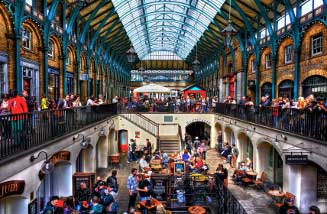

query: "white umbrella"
(134, 84), (170, 93)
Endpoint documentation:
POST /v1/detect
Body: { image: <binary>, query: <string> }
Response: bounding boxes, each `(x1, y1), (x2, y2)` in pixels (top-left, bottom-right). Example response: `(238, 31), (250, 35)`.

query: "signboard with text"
(0, 180), (25, 200)
(285, 155), (308, 165)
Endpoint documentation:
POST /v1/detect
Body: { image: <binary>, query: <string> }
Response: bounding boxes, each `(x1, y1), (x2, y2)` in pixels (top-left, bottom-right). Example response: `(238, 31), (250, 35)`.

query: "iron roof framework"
(45, 0), (313, 70)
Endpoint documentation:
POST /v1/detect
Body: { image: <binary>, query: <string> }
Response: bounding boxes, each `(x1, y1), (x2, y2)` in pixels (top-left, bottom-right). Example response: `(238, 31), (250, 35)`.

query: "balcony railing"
(0, 104), (117, 161)
(215, 103), (327, 142)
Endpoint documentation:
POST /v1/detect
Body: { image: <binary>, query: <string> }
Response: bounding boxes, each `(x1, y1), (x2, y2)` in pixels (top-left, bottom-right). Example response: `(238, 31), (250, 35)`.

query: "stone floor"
(97, 150), (276, 214)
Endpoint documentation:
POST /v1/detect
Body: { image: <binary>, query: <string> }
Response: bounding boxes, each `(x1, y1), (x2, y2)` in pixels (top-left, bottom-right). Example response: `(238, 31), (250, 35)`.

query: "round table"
(188, 205), (206, 214)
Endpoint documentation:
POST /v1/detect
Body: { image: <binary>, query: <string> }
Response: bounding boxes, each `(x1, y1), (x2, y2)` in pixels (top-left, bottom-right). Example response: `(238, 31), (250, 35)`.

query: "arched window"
(278, 80), (294, 98)
(261, 82), (272, 97)
(48, 40), (54, 58)
(22, 27), (32, 50)
(302, 75), (327, 100)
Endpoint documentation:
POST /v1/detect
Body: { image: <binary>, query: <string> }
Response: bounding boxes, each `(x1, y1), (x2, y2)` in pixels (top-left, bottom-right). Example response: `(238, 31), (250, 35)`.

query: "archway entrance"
(278, 80), (294, 98)
(0, 196), (28, 214)
(257, 142), (283, 187)
(76, 145), (94, 172)
(302, 75), (327, 100)
(186, 122), (211, 141)
(215, 123), (223, 152)
(224, 127), (235, 145)
(96, 136), (108, 169)
(237, 133), (253, 164)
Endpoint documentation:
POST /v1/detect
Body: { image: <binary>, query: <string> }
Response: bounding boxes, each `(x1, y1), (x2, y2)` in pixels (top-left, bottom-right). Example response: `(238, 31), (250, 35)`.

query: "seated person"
(182, 149), (191, 162)
(161, 150), (169, 167)
(215, 164), (228, 182)
(193, 156), (203, 173)
(246, 158), (253, 170)
(139, 155), (150, 172)
(232, 162), (247, 183)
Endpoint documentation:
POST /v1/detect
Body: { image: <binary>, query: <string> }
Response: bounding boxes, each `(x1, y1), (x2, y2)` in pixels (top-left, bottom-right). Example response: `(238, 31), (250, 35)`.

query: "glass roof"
(111, 0), (225, 60)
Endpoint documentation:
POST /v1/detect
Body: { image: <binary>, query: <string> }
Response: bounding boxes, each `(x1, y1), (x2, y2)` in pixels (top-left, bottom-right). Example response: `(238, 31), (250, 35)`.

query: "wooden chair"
(253, 171), (268, 189)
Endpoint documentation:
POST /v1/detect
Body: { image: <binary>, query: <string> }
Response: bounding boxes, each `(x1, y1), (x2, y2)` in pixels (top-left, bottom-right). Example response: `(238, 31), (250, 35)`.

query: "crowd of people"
(42, 170), (119, 214)
(125, 95), (218, 113)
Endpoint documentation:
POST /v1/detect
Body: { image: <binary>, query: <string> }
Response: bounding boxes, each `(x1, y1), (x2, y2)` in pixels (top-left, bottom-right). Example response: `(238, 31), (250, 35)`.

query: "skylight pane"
(112, 0), (226, 60)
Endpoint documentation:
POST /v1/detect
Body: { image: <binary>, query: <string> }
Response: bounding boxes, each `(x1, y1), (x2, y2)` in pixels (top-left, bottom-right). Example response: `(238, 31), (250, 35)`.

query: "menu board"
(151, 174), (170, 201)
(73, 172), (95, 196)
(317, 167), (327, 199)
(174, 162), (185, 175)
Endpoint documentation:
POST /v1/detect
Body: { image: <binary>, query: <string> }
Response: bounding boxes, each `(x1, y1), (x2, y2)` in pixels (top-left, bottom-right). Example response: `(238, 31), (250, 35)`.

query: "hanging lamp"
(192, 44), (200, 72)
(221, 0), (237, 47)
(126, 46), (137, 63)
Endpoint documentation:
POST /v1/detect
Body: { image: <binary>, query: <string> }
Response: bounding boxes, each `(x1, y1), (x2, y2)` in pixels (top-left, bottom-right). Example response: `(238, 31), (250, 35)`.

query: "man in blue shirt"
(127, 168), (138, 212)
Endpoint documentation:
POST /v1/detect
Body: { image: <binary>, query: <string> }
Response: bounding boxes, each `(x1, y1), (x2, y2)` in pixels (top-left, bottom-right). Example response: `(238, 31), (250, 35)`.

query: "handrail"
(120, 113), (159, 137)
(0, 104), (118, 161)
(215, 103), (327, 142)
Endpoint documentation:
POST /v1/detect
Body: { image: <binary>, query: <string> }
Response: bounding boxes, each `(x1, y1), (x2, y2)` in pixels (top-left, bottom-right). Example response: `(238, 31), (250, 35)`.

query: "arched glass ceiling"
(143, 51), (183, 60)
(111, 0), (225, 60)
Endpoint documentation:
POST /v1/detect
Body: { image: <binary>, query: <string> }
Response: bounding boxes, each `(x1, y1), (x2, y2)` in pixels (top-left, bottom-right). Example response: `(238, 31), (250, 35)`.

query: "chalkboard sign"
(174, 162), (185, 175)
(317, 166), (327, 199)
(73, 172), (95, 197)
(151, 175), (170, 201)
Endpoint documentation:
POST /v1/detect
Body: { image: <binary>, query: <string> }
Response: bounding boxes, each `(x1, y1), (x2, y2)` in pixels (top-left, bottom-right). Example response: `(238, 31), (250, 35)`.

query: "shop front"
(0, 52), (8, 95)
(21, 59), (40, 101)
(278, 80), (294, 99)
(0, 180), (27, 214)
(48, 67), (60, 100)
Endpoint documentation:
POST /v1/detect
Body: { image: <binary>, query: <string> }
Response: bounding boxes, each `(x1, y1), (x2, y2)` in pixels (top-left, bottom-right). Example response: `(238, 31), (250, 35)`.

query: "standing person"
(279, 198), (299, 214)
(127, 168), (138, 212)
(76, 182), (90, 213)
(193, 136), (200, 152)
(229, 144), (239, 168)
(136, 174), (150, 202)
(8, 90), (28, 144)
(0, 94), (9, 114)
(145, 138), (152, 155)
(127, 139), (136, 163)
(90, 195), (103, 214)
(106, 169), (119, 193)
(22, 89), (36, 112)
(40, 95), (49, 111)
(42, 196), (60, 214)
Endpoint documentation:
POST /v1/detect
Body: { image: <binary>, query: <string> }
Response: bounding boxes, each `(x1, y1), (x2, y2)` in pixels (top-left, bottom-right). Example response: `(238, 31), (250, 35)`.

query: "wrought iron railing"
(215, 103), (327, 142)
(0, 104), (117, 161)
(120, 113), (159, 137)
(214, 175), (248, 214)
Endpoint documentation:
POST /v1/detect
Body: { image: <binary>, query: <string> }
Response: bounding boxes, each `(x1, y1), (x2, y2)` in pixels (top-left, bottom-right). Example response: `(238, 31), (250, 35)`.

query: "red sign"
(135, 131), (140, 138)
(0, 180), (25, 199)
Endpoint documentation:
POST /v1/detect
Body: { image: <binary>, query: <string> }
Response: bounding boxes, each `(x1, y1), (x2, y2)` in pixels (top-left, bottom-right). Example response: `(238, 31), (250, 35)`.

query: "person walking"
(76, 182), (90, 213)
(128, 139), (136, 163)
(106, 169), (119, 193)
(127, 168), (138, 212)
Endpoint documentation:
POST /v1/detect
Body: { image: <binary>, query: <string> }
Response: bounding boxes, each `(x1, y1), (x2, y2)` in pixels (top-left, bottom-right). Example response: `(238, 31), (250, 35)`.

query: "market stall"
(182, 84), (206, 98)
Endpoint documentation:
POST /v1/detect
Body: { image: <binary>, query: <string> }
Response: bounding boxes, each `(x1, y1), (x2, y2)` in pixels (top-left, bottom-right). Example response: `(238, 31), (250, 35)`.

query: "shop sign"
(285, 155), (308, 165)
(49, 151), (70, 165)
(0, 180), (25, 199)
(135, 131), (140, 138)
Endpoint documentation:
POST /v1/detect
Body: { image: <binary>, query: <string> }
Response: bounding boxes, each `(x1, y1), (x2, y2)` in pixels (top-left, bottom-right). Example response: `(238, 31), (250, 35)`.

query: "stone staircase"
(159, 140), (181, 154)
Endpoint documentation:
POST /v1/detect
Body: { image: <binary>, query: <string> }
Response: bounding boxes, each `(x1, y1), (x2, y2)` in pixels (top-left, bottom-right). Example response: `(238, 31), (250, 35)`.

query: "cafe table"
(246, 171), (257, 180)
(139, 198), (162, 214)
(188, 205), (206, 214)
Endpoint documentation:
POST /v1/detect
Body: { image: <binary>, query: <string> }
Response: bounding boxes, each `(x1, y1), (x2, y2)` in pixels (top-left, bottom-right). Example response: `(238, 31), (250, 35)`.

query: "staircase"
(120, 113), (159, 137)
(159, 140), (181, 154)
(120, 113), (183, 153)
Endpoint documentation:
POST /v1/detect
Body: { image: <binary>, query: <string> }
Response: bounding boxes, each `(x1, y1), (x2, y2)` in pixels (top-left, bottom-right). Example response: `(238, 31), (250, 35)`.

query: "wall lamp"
(30, 151), (54, 174)
(73, 134), (91, 149)
(99, 128), (106, 137)
(274, 134), (287, 144)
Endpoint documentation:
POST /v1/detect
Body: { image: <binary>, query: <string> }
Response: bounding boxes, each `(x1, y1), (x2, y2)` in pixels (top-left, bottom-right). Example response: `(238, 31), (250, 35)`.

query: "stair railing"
(121, 113), (159, 138)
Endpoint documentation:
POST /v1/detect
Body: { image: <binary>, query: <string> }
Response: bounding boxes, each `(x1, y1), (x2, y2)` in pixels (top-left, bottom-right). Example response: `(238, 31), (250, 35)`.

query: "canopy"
(134, 84), (171, 93)
(182, 84), (206, 98)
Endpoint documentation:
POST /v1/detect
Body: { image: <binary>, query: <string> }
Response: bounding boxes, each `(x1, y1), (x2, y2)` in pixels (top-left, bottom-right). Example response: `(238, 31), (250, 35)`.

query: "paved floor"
(97, 150), (276, 214)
